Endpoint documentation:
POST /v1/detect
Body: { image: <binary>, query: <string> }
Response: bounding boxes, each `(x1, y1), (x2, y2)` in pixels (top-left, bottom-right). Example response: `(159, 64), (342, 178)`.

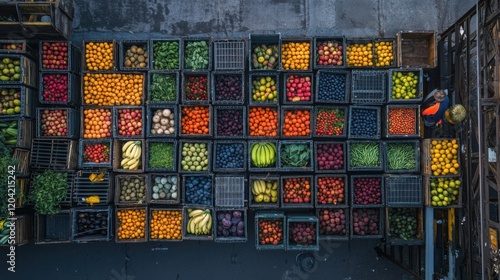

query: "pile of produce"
(117, 176), (146, 203)
(184, 176), (212, 205)
(388, 208), (418, 240)
(280, 143), (311, 169)
(74, 211), (109, 238)
(41, 73), (69, 103)
(180, 142), (209, 172)
(317, 72), (347, 102)
(152, 40), (179, 70)
(214, 74), (243, 102)
(251, 44), (279, 70)
(315, 108), (345, 136)
(251, 75), (278, 102)
(374, 41), (394, 67)
(84, 41), (114, 71)
(352, 177), (383, 205)
(315, 40), (344, 67)
(184, 75), (208, 102)
(282, 109), (311, 137)
(0, 57), (21, 82)
(257, 218), (284, 245)
(0, 120), (18, 145)
(429, 139), (460, 176)
(184, 41), (210, 70)
(0, 88), (21, 115)
(119, 141), (142, 170)
(352, 208), (380, 236)
(429, 177), (461, 207)
(148, 142), (174, 170)
(250, 142), (277, 168)
(41, 41), (69, 70)
(289, 222), (317, 246)
(1, 43), (22, 51)
(388, 107), (417, 135)
(186, 208), (212, 235)
(30, 170), (67, 215)
(346, 42), (373, 67)
(149, 73), (177, 102)
(151, 175), (178, 201)
(181, 106), (210, 135)
(40, 109), (70, 137)
(318, 209), (347, 236)
(150, 209), (182, 240)
(282, 177), (311, 204)
(349, 142), (381, 168)
(83, 73), (144, 106)
(116, 108), (143, 137)
(0, 220), (14, 244)
(387, 142), (417, 171)
(316, 143), (344, 171)
(215, 142), (245, 170)
(216, 108), (244, 137)
(83, 108), (112, 139)
(251, 179), (278, 204)
(391, 71), (419, 100)
(350, 108), (378, 138)
(116, 208), (146, 240)
(82, 142), (110, 164)
(216, 210), (245, 238)
(281, 41), (310, 70)
(150, 108), (175, 136)
(316, 176), (345, 205)
(285, 74), (312, 102)
(123, 44), (148, 69)
(248, 107), (278, 137)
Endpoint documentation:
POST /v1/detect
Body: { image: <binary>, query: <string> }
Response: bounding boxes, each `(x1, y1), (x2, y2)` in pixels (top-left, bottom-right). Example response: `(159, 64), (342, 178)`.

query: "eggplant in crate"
(71, 206), (113, 243)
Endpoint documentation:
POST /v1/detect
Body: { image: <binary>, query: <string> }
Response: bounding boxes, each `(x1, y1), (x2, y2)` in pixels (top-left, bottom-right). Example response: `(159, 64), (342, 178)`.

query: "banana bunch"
(0, 220), (12, 244)
(186, 208), (212, 235)
(121, 141), (142, 170)
(251, 142), (276, 168)
(252, 180), (278, 203)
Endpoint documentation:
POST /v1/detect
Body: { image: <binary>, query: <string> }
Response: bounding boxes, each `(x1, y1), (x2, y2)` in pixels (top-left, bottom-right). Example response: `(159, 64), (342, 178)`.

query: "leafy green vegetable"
(150, 73), (177, 102)
(349, 142), (380, 167)
(184, 41), (209, 70)
(387, 143), (416, 170)
(149, 142), (175, 169)
(0, 133), (18, 219)
(30, 170), (67, 215)
(153, 41), (180, 70)
(280, 144), (311, 167)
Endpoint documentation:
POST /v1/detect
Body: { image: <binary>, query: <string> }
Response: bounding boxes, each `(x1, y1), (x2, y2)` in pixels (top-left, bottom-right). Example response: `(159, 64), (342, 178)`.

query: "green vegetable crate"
(347, 140), (384, 172)
(350, 207), (384, 239)
(315, 174), (348, 208)
(112, 139), (145, 174)
(114, 174), (149, 206)
(0, 117), (33, 149)
(28, 170), (74, 207)
(248, 140), (279, 172)
(146, 104), (178, 138)
(384, 140), (420, 173)
(213, 40), (246, 71)
(150, 39), (181, 71)
(73, 170), (113, 206)
(145, 139), (177, 172)
(81, 40), (117, 72)
(181, 71), (210, 104)
(316, 208), (349, 241)
(350, 174), (385, 208)
(211, 71), (245, 105)
(313, 36), (346, 69)
(387, 68), (423, 103)
(78, 139), (113, 169)
(249, 34), (281, 71)
(248, 175), (280, 209)
(119, 40), (150, 71)
(39, 71), (80, 106)
(384, 175), (423, 207)
(286, 214), (320, 251)
(0, 40), (37, 60)
(314, 70), (351, 104)
(148, 207), (183, 242)
(280, 106), (313, 137)
(0, 86), (37, 119)
(213, 106), (247, 138)
(182, 206), (214, 241)
(36, 107), (80, 139)
(71, 206), (113, 243)
(255, 211), (286, 250)
(0, 54), (37, 88)
(385, 207), (424, 245)
(350, 70), (386, 104)
(383, 104), (421, 138)
(248, 72), (280, 105)
(213, 208), (248, 243)
(313, 141), (346, 173)
(279, 140), (314, 172)
(30, 139), (78, 170)
(213, 141), (247, 173)
(280, 175), (314, 209)
(214, 175), (245, 208)
(35, 210), (71, 244)
(178, 140), (212, 173)
(148, 174), (180, 205)
(182, 37), (212, 71)
(39, 41), (81, 73)
(147, 71), (179, 104)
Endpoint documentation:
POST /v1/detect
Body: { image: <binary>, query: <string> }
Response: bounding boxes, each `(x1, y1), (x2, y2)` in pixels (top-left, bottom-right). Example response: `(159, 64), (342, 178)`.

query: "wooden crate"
(115, 206), (148, 243)
(421, 138), (461, 177)
(424, 175), (462, 208)
(17, 3), (73, 39)
(30, 138), (77, 170)
(12, 148), (30, 177)
(0, 214), (34, 246)
(397, 31), (437, 68)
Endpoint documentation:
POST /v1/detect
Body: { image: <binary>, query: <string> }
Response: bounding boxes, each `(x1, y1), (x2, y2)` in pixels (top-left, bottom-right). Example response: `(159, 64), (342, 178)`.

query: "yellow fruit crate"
(421, 138), (461, 177)
(424, 176), (462, 208)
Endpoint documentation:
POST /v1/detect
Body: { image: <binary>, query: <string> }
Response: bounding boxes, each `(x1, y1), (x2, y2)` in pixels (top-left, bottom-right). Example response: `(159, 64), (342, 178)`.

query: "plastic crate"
(214, 175), (245, 207)
(0, 54), (37, 88)
(350, 175), (385, 208)
(384, 140), (420, 173)
(248, 72), (280, 105)
(313, 106), (348, 138)
(248, 140), (279, 172)
(145, 139), (177, 172)
(279, 140), (314, 172)
(12, 148), (30, 177)
(35, 210), (71, 244)
(0, 117), (34, 149)
(313, 36), (346, 69)
(211, 71), (245, 105)
(281, 175), (314, 208)
(281, 73), (314, 104)
(314, 141), (346, 173)
(147, 71), (180, 104)
(73, 170), (113, 206)
(424, 176), (462, 208)
(112, 139), (145, 173)
(248, 175), (280, 208)
(81, 72), (146, 106)
(148, 174), (180, 205)
(247, 105), (280, 138)
(71, 206), (113, 243)
(112, 106), (145, 139)
(119, 40), (150, 71)
(421, 138), (461, 177)
(316, 208), (349, 241)
(182, 174), (214, 206)
(81, 40), (117, 72)
(255, 211), (286, 250)
(150, 39), (181, 71)
(114, 174), (149, 206)
(315, 70), (351, 104)
(345, 39), (374, 68)
(213, 141), (247, 173)
(214, 208), (248, 243)
(0, 40), (37, 59)
(214, 106), (246, 138)
(182, 206), (214, 241)
(315, 174), (348, 208)
(280, 106), (313, 138)
(78, 139), (112, 169)
(281, 38), (313, 71)
(0, 86), (36, 119)
(347, 140), (384, 172)
(383, 105), (421, 138)
(30, 139), (77, 170)
(39, 72), (79, 106)
(39, 41), (81, 73)
(350, 207), (384, 239)
(36, 107), (79, 139)
(373, 38), (397, 68)
(249, 34), (281, 71)
(350, 70), (386, 104)
(178, 140), (212, 173)
(387, 68), (424, 103)
(385, 207), (424, 245)
(348, 106), (381, 139)
(385, 175), (423, 207)
(286, 214), (319, 251)
(179, 105), (213, 138)
(213, 40), (246, 70)
(182, 37), (212, 71)
(181, 71), (210, 104)
(115, 206), (148, 243)
(80, 106), (113, 139)
(397, 31), (437, 68)
(145, 104), (178, 138)
(148, 207), (183, 242)
(29, 170), (74, 207)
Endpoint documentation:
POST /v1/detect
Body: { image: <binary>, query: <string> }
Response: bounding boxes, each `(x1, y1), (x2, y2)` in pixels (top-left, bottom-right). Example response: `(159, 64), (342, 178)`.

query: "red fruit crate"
(313, 106), (348, 138)
(36, 107), (79, 139)
(280, 175), (314, 209)
(314, 141), (346, 173)
(181, 71), (210, 104)
(39, 41), (81, 73)
(78, 139), (112, 169)
(286, 214), (319, 251)
(315, 174), (348, 208)
(384, 104), (421, 138)
(350, 175), (385, 208)
(255, 211), (286, 250)
(313, 36), (346, 69)
(39, 72), (79, 106)
(0, 40), (37, 59)
(282, 73), (314, 105)
(316, 208), (349, 241)
(214, 106), (246, 138)
(350, 207), (384, 239)
(113, 106), (145, 139)
(211, 71), (245, 105)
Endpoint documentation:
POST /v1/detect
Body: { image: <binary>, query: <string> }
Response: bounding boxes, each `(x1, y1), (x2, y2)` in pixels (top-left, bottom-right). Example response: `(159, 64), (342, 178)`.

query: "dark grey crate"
(214, 106), (246, 138)
(347, 140), (384, 172)
(350, 70), (386, 104)
(36, 107), (79, 139)
(213, 141), (247, 173)
(182, 37), (212, 71)
(249, 33), (281, 71)
(280, 106), (313, 138)
(80, 72), (146, 106)
(178, 140), (212, 173)
(71, 206), (113, 243)
(39, 41), (81, 73)
(30, 138), (78, 170)
(387, 68), (424, 103)
(350, 174), (385, 208)
(148, 207), (183, 241)
(214, 175), (246, 207)
(313, 106), (348, 138)
(316, 208), (349, 241)
(346, 39), (374, 68)
(35, 210), (71, 244)
(150, 39), (181, 71)
(213, 40), (246, 70)
(255, 211), (286, 250)
(147, 71), (180, 104)
(30, 170), (74, 207)
(248, 175), (280, 208)
(314, 141), (346, 173)
(315, 174), (348, 208)
(385, 175), (423, 207)
(348, 106), (381, 139)
(182, 206), (214, 241)
(286, 214), (319, 251)
(373, 38), (397, 68)
(181, 71), (210, 104)
(112, 106), (145, 139)
(73, 170), (113, 206)
(211, 71), (245, 105)
(281, 72), (314, 104)
(248, 72), (280, 105)
(119, 40), (150, 71)
(145, 139), (177, 172)
(39, 71), (79, 106)
(385, 207), (424, 245)
(248, 140), (279, 172)
(115, 206), (148, 243)
(0, 85), (36, 119)
(78, 139), (112, 169)
(350, 207), (384, 239)
(0, 54), (37, 88)
(145, 104), (177, 138)
(80, 106), (113, 139)
(279, 140), (314, 172)
(0, 40), (37, 59)
(247, 104), (280, 138)
(313, 36), (346, 69)
(148, 174), (180, 205)
(179, 105), (213, 138)
(281, 175), (314, 208)
(214, 208), (248, 243)
(114, 174), (149, 206)
(315, 70), (351, 104)
(182, 174), (214, 206)
(384, 140), (420, 173)
(81, 40), (117, 72)
(383, 104), (421, 138)
(281, 38), (313, 71)
(0, 117), (34, 149)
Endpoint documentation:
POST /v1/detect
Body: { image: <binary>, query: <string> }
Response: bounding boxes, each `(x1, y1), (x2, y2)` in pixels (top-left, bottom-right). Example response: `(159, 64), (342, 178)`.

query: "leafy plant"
(184, 41), (209, 70)
(30, 170), (67, 215)
(280, 144), (311, 167)
(152, 41), (179, 70)
(150, 73), (177, 102)
(0, 132), (18, 219)
(149, 142), (175, 169)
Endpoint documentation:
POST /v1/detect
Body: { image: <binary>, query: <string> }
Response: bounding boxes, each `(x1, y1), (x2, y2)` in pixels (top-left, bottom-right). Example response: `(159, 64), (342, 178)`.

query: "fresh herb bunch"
(150, 73), (177, 102)
(148, 142), (175, 169)
(387, 143), (416, 170)
(280, 144), (311, 167)
(153, 41), (179, 70)
(31, 170), (67, 215)
(184, 41), (209, 70)
(349, 142), (380, 167)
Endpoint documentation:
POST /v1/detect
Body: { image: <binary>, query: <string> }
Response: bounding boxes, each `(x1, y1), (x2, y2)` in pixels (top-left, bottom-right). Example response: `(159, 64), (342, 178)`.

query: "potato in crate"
(146, 105), (177, 137)
(39, 41), (81, 72)
(119, 40), (149, 71)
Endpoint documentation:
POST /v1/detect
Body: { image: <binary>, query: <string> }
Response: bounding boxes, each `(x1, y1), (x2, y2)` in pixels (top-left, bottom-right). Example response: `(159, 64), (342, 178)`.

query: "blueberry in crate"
(216, 108), (244, 137)
(350, 108), (378, 138)
(184, 175), (212, 205)
(214, 74), (243, 102)
(317, 72), (347, 102)
(215, 142), (245, 170)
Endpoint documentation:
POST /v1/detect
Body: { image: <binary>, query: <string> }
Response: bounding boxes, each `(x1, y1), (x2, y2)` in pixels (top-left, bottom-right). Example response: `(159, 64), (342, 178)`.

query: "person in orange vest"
(422, 88), (450, 127)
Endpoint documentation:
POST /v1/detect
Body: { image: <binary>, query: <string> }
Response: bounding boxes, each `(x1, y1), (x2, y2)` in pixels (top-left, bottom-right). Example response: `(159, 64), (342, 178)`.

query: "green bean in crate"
(347, 140), (383, 171)
(385, 140), (420, 173)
